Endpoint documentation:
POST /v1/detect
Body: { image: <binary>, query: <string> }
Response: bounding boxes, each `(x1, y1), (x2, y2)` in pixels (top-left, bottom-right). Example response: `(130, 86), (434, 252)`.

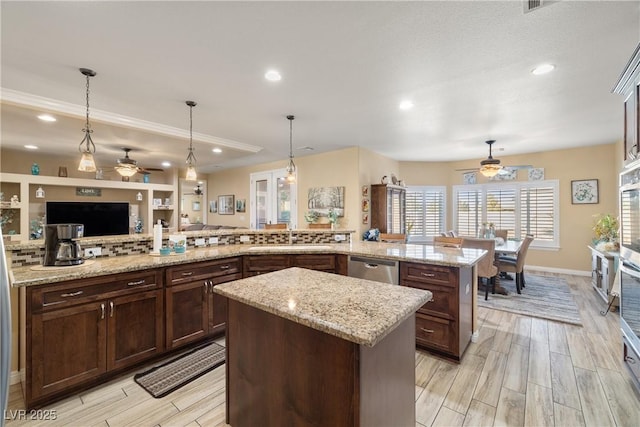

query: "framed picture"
(463, 172), (476, 185)
(218, 194), (235, 214)
(236, 198), (246, 213)
(571, 179), (599, 204)
(362, 213), (369, 224)
(528, 168), (545, 181)
(209, 200), (217, 213)
(362, 199), (369, 212)
(192, 201), (201, 211)
(362, 185), (369, 198)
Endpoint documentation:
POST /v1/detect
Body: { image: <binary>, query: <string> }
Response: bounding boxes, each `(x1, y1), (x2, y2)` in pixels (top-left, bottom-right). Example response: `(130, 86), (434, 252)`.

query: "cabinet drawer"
(404, 281), (456, 319)
(415, 313), (457, 355)
(32, 270), (161, 313)
(167, 257), (242, 285)
(243, 255), (290, 276)
(401, 262), (457, 287)
(291, 254), (335, 271)
(623, 336), (640, 388)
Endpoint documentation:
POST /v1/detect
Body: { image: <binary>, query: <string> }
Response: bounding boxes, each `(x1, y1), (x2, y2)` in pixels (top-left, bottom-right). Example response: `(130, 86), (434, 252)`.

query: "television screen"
(46, 202), (130, 237)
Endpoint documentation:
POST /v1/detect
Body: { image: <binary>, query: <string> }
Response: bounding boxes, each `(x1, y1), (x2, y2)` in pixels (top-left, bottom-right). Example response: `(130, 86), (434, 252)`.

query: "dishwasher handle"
(349, 256), (397, 267)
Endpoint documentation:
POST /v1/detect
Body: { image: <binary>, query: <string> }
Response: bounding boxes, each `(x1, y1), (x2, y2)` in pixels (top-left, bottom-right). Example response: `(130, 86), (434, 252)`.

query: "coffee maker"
(43, 224), (85, 266)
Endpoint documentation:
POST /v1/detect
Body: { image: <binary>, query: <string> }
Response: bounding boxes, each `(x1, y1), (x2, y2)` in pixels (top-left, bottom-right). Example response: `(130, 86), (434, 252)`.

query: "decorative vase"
(31, 163), (40, 175)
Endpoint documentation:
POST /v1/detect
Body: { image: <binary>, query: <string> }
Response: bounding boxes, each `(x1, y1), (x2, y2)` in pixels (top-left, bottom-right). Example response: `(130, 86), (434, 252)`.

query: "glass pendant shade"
(78, 150), (97, 172)
(185, 165), (197, 182)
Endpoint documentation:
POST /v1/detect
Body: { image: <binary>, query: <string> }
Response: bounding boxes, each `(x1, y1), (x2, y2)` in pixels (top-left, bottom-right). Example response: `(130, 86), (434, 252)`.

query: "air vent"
(524, 0), (543, 13)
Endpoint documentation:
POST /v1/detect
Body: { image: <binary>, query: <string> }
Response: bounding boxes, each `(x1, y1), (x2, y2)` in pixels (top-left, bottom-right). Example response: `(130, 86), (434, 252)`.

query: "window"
(453, 180), (559, 248)
(406, 186), (446, 242)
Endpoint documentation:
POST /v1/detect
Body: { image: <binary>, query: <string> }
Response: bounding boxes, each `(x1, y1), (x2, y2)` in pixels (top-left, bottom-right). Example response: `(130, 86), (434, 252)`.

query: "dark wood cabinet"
(400, 262), (472, 360)
(165, 257), (241, 349)
(243, 253), (339, 276)
(614, 43), (640, 166)
(370, 184), (406, 234)
(243, 254), (290, 276)
(25, 270), (164, 407)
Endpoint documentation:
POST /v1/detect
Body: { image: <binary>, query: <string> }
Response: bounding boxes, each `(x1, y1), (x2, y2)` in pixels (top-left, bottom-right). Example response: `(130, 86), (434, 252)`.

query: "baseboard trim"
(10, 369), (21, 385)
(526, 265), (591, 277)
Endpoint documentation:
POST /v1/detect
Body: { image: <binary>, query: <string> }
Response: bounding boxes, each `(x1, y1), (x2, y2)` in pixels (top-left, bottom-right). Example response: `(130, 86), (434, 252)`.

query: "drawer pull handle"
(209, 281), (214, 292)
(204, 281), (209, 294)
(61, 290), (83, 298)
(100, 303), (105, 320)
(421, 273), (436, 277)
(127, 279), (146, 286)
(182, 272), (194, 277)
(626, 356), (636, 364)
(420, 328), (435, 333)
(109, 301), (114, 318)
(220, 265), (230, 270)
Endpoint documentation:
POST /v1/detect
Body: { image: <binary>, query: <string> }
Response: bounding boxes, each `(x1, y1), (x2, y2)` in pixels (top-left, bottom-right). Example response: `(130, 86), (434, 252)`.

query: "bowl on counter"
(159, 247), (171, 256)
(174, 245), (186, 254)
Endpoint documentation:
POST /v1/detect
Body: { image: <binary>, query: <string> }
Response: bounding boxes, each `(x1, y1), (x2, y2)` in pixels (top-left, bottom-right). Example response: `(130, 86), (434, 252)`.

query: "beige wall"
(401, 144), (619, 273)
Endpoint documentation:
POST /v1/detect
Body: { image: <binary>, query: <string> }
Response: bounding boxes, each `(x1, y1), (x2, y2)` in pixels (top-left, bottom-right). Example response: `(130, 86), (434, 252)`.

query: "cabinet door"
(209, 286), (227, 337)
(243, 255), (290, 276)
(624, 86), (639, 162)
(166, 281), (209, 349)
(30, 302), (107, 400)
(107, 289), (164, 370)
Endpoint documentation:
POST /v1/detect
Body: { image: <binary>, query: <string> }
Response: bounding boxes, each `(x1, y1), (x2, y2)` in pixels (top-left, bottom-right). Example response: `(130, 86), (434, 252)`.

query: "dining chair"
(433, 236), (464, 248)
(462, 237), (498, 300)
(379, 233), (406, 243)
(498, 235), (534, 293)
(494, 229), (508, 241)
(446, 230), (459, 237)
(264, 223), (287, 230)
(308, 223), (331, 229)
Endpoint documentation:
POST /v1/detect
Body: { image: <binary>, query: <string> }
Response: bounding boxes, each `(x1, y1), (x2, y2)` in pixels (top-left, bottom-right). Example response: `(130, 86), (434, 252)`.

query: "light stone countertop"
(9, 241), (486, 288)
(214, 267), (432, 347)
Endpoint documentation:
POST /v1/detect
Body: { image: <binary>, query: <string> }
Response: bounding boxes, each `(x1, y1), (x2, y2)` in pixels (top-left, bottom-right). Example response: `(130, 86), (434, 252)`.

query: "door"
(107, 290), (164, 370)
(250, 169), (297, 229)
(31, 302), (107, 399)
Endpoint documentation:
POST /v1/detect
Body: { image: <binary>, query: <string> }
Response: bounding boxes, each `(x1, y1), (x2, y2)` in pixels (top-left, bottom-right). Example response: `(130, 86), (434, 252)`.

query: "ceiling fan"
(456, 140), (533, 178)
(113, 147), (164, 178)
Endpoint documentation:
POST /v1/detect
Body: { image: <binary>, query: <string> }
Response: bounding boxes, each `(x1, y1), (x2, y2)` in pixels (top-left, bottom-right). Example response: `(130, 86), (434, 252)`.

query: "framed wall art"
(571, 179), (599, 204)
(218, 194), (235, 214)
(236, 198), (246, 213)
(209, 200), (217, 213)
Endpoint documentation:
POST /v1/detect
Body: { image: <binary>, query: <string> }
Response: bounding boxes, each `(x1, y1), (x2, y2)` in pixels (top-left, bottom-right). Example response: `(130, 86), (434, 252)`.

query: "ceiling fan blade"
(506, 165), (533, 170)
(139, 167), (164, 172)
(455, 168), (479, 172)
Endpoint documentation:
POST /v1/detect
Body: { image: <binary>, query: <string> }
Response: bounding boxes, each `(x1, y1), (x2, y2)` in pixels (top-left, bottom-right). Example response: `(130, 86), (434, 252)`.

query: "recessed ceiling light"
(24, 145), (39, 150)
(532, 63), (555, 75)
(161, 161), (171, 167)
(37, 114), (56, 122)
(212, 148), (222, 153)
(265, 70), (282, 81)
(399, 100), (414, 111)
(299, 146), (314, 151)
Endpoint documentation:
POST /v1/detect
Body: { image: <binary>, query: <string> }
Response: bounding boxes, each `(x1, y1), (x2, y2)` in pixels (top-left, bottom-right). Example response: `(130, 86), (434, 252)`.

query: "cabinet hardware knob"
(421, 273), (436, 277)
(100, 303), (105, 320)
(420, 328), (435, 333)
(127, 279), (145, 286)
(626, 356), (636, 364)
(61, 290), (83, 298)
(182, 272), (194, 276)
(109, 301), (114, 318)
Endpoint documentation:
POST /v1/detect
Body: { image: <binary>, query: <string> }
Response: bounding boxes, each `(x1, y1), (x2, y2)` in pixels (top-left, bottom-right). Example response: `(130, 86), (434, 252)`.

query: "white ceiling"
(1, 1), (639, 174)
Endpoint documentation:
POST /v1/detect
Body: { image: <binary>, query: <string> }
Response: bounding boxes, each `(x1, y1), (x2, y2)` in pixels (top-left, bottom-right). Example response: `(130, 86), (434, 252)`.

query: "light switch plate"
(195, 238), (206, 246)
(334, 234), (346, 242)
(84, 247), (102, 257)
(208, 237), (219, 245)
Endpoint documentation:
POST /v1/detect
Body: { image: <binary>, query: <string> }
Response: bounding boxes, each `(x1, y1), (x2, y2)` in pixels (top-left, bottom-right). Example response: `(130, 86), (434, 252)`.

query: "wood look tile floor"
(6, 272), (640, 426)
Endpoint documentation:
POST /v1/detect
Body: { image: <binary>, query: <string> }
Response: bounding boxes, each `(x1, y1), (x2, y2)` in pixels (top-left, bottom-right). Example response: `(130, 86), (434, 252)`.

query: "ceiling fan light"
(115, 164), (138, 177)
(185, 164), (197, 182)
(479, 164), (502, 178)
(78, 151), (96, 172)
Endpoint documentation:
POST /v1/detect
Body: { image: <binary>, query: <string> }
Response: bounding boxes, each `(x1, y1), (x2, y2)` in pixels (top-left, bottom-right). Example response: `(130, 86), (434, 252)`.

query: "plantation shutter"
(455, 188), (482, 237)
(406, 187), (445, 239)
(520, 185), (555, 241)
(486, 187), (516, 238)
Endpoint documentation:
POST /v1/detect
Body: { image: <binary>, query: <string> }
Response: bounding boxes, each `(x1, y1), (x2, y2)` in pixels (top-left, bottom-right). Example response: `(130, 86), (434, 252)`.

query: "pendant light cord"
(78, 68), (96, 155)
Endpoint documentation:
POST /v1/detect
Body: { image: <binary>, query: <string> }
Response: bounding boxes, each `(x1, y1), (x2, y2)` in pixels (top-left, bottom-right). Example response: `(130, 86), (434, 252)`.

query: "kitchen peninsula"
(215, 267), (431, 426)
(6, 230), (486, 409)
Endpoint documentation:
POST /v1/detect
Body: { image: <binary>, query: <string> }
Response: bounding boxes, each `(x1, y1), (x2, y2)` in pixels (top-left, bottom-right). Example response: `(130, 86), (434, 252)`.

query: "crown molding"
(0, 88), (262, 153)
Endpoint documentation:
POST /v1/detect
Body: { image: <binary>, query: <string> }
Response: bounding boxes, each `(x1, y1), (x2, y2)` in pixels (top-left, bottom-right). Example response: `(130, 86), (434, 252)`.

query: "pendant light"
(185, 101), (197, 181)
(285, 115), (296, 182)
(77, 68), (98, 172)
(478, 140), (503, 178)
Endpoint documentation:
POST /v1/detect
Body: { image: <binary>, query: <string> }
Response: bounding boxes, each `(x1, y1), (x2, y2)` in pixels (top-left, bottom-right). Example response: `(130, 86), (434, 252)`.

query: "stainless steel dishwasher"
(347, 255), (399, 285)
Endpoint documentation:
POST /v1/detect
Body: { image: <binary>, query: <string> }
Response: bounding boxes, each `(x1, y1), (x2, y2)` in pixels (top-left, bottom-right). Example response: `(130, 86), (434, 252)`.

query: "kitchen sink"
(247, 245), (332, 251)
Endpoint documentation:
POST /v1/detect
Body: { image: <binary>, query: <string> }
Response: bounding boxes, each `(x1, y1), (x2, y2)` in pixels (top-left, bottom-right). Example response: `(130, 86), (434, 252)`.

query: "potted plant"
(592, 213), (619, 251)
(328, 208), (338, 230)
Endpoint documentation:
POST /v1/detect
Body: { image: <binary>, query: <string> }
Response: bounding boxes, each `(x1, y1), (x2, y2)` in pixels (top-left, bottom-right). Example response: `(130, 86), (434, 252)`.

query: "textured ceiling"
(1, 1), (639, 173)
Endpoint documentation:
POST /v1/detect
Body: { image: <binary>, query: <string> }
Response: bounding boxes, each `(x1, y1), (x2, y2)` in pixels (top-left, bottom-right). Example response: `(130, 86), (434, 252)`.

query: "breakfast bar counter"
(214, 267), (431, 427)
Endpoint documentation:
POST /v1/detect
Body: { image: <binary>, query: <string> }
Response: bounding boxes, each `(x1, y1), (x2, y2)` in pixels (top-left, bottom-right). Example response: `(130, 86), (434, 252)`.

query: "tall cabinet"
(370, 184), (406, 234)
(614, 43), (640, 167)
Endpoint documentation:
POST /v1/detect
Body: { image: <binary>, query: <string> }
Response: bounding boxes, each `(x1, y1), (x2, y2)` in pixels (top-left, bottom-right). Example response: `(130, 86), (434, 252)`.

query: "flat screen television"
(46, 201), (130, 237)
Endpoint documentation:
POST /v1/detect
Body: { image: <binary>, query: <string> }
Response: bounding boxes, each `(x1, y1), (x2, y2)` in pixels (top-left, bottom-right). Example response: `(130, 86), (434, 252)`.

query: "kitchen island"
(214, 267), (432, 427)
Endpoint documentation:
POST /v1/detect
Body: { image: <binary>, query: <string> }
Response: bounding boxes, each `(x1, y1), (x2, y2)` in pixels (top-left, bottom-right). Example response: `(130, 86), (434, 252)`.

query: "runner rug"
(478, 274), (583, 326)
(134, 342), (226, 398)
